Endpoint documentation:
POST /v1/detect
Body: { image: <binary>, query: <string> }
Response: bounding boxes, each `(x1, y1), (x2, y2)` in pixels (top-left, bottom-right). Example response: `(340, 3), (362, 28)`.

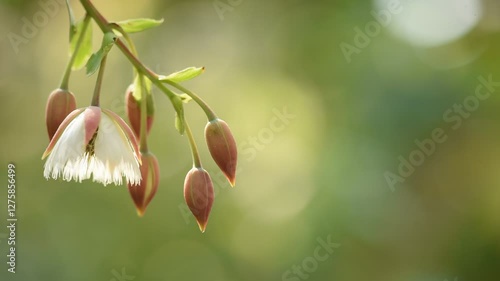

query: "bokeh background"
(1, 0), (500, 280)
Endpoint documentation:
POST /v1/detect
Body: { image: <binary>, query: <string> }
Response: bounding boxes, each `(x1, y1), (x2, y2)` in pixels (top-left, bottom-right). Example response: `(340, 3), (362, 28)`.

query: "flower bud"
(184, 168), (214, 233)
(205, 119), (237, 186)
(125, 84), (154, 139)
(128, 152), (160, 216)
(45, 89), (77, 139)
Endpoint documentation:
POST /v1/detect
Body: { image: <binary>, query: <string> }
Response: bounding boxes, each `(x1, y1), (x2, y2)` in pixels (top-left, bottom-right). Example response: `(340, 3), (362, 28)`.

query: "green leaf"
(69, 18), (93, 70)
(171, 95), (185, 135)
(131, 75), (142, 101)
(131, 75), (155, 116)
(86, 32), (117, 76)
(85, 53), (102, 76)
(115, 18), (164, 34)
(158, 67), (205, 83)
(132, 74), (152, 99)
(175, 112), (184, 135)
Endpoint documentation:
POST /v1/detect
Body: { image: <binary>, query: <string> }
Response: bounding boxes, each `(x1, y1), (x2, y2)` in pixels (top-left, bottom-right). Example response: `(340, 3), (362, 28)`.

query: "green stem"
(79, 0), (214, 119)
(79, 0), (178, 102)
(80, 1), (157, 80)
(91, 54), (108, 106)
(162, 80), (218, 121)
(60, 13), (91, 90)
(184, 121), (202, 168)
(79, 0), (107, 28)
(64, 0), (76, 29)
(138, 74), (149, 152)
(109, 23), (139, 77)
(155, 82), (179, 103)
(109, 23), (139, 57)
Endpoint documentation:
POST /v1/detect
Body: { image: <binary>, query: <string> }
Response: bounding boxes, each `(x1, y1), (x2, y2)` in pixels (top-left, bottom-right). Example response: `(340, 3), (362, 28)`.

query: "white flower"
(42, 106), (142, 186)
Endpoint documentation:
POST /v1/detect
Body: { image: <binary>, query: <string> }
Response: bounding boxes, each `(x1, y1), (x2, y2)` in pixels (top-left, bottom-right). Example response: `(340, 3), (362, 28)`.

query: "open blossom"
(42, 106), (142, 186)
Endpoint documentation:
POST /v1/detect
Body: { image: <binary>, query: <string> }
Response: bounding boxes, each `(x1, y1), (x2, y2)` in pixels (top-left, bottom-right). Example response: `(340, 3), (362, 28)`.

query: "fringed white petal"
(92, 113), (141, 185)
(44, 112), (86, 181)
(43, 109), (141, 186)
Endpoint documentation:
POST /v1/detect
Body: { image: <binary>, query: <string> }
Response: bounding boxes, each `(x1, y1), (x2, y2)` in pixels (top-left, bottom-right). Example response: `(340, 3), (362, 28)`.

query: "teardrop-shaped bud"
(125, 84), (154, 139)
(184, 167), (214, 233)
(128, 152), (160, 216)
(45, 89), (77, 139)
(205, 119), (237, 186)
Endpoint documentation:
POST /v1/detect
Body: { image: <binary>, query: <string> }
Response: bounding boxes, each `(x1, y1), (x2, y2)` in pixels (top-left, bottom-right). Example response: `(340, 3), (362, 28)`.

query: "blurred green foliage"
(1, 0), (500, 280)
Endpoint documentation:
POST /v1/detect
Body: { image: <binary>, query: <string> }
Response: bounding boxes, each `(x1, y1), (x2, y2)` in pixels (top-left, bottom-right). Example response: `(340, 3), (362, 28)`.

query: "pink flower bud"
(125, 84), (154, 139)
(45, 89), (77, 139)
(205, 119), (237, 186)
(128, 152), (160, 217)
(184, 168), (214, 233)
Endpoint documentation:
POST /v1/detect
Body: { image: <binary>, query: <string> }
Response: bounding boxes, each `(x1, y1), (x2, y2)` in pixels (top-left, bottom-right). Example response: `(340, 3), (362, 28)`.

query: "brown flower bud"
(45, 89), (77, 139)
(205, 119), (237, 186)
(125, 84), (154, 139)
(184, 167), (214, 233)
(128, 152), (160, 217)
